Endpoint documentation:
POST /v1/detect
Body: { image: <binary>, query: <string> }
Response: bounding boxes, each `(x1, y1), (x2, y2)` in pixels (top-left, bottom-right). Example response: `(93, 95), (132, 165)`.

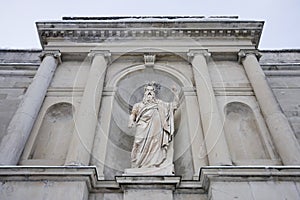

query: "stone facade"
(0, 16), (300, 199)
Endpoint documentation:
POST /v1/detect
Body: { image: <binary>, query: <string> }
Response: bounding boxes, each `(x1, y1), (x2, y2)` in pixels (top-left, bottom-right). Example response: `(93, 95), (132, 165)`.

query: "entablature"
(37, 18), (264, 49)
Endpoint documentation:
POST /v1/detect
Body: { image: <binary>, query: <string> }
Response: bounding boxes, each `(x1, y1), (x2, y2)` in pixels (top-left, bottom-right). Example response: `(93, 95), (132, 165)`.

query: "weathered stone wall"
(1, 49), (300, 164)
(0, 50), (40, 140)
(0, 50), (300, 200)
(260, 50), (300, 144)
(19, 59), (90, 165)
(0, 181), (88, 200)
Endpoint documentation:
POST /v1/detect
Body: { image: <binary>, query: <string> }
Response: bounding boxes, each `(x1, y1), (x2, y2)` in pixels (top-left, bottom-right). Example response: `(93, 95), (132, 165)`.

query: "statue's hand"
(171, 85), (177, 93)
(171, 85), (180, 97)
(171, 85), (180, 101)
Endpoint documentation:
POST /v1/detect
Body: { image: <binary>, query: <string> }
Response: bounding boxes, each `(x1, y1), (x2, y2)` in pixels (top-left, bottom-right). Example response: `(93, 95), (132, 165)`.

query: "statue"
(128, 82), (179, 169)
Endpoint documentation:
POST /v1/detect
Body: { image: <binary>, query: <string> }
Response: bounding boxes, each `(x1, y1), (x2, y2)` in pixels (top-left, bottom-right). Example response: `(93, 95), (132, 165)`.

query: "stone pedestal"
(124, 164), (174, 176)
(116, 176), (180, 200)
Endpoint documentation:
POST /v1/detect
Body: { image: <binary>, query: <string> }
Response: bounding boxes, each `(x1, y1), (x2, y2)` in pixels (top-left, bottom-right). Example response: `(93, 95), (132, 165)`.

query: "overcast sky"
(1, 0), (299, 49)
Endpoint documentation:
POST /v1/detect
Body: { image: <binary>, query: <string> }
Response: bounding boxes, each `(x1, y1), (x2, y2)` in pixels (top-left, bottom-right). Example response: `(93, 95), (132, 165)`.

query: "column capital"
(39, 50), (61, 63)
(88, 50), (111, 64)
(187, 49), (211, 63)
(238, 50), (261, 63)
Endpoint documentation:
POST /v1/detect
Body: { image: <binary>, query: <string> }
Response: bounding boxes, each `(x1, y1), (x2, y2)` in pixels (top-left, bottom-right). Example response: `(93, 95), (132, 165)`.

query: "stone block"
(124, 189), (172, 200)
(249, 181), (299, 200)
(210, 182), (253, 200)
(0, 181), (88, 200)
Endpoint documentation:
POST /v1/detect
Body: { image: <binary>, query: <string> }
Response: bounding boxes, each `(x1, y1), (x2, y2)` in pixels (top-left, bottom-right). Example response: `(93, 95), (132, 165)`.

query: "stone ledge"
(123, 165), (174, 176)
(1, 166), (300, 193)
(116, 176), (181, 190)
(199, 166), (300, 191)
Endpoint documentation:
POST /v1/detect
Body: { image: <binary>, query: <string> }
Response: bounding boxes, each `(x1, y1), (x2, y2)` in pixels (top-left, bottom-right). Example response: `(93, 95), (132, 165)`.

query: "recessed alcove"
(99, 64), (198, 180)
(28, 102), (75, 165)
(224, 102), (270, 163)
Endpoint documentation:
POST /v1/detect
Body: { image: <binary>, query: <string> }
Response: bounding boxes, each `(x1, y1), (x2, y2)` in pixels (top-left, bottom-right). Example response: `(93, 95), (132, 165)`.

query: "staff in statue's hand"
(171, 85), (180, 110)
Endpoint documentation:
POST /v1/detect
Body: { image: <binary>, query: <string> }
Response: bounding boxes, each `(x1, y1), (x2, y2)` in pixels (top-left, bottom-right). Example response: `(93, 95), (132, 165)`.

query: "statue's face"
(144, 86), (156, 101)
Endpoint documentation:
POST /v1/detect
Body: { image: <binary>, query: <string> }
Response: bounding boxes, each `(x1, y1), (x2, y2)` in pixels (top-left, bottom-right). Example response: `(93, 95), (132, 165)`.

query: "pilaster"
(65, 50), (111, 166)
(188, 49), (232, 166)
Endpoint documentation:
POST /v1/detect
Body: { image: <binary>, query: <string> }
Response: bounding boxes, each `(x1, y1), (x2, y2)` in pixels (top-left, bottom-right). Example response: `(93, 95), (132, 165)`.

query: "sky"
(0, 0), (299, 50)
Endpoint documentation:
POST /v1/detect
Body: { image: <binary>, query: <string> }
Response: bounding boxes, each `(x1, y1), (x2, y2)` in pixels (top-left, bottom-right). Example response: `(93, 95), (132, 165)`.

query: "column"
(239, 50), (300, 165)
(188, 50), (232, 166)
(0, 50), (61, 165)
(65, 50), (111, 166)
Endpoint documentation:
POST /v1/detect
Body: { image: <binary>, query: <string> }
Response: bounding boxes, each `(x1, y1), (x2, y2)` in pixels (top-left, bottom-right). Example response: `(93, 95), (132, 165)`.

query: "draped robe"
(130, 100), (176, 168)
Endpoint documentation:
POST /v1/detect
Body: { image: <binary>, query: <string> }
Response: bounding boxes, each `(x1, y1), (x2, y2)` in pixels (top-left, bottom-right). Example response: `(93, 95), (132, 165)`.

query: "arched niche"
(30, 102), (75, 165)
(224, 102), (270, 163)
(100, 64), (197, 179)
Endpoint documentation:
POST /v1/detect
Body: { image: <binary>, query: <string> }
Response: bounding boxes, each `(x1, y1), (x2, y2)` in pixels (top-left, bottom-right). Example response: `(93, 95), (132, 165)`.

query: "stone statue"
(128, 82), (179, 169)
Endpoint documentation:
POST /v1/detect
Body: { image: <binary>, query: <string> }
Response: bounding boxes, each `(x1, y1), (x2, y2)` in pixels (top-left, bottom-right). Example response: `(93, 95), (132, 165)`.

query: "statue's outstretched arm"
(128, 104), (138, 128)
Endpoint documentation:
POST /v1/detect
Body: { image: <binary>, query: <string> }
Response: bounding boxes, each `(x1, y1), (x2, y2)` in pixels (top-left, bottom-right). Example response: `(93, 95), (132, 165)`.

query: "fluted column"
(188, 50), (232, 166)
(0, 50), (61, 165)
(239, 50), (300, 165)
(65, 50), (111, 166)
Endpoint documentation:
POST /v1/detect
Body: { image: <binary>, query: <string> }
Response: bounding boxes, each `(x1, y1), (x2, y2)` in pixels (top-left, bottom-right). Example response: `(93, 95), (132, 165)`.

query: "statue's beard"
(143, 92), (156, 104)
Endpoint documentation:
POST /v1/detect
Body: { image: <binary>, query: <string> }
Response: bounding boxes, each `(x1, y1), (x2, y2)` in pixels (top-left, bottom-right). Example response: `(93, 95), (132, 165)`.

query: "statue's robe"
(131, 100), (176, 168)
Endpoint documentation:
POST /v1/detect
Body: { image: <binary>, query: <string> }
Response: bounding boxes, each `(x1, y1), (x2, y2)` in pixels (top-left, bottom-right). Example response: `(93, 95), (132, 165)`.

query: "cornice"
(199, 166), (300, 191)
(36, 20), (264, 49)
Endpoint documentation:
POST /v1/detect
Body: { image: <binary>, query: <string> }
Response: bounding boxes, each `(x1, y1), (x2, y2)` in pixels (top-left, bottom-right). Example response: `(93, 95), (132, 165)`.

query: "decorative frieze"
(40, 29), (260, 41)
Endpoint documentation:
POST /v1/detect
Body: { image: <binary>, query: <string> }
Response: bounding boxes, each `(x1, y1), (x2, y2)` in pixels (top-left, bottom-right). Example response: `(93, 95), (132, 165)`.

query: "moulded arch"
(106, 63), (193, 88)
(222, 100), (254, 113)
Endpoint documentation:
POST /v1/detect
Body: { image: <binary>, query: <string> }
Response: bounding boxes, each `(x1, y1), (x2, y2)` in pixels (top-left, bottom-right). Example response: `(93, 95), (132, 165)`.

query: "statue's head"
(143, 82), (156, 103)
